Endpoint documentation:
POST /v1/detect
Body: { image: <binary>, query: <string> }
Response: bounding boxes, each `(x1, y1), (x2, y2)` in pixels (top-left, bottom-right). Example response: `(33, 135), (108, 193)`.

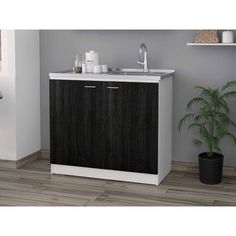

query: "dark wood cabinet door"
(103, 82), (158, 174)
(50, 80), (107, 168)
(103, 82), (123, 170)
(121, 82), (158, 174)
(50, 80), (158, 174)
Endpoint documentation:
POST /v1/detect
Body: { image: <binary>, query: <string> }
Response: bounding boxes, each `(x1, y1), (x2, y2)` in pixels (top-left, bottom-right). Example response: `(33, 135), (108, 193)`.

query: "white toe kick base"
(51, 164), (159, 185)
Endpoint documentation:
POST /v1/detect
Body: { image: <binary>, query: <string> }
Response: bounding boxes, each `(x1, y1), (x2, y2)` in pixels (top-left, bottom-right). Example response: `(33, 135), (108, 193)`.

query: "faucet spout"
(137, 43), (148, 72)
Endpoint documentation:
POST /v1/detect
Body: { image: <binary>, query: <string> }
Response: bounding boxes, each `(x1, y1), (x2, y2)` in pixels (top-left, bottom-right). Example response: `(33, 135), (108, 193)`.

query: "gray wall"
(40, 30), (236, 166)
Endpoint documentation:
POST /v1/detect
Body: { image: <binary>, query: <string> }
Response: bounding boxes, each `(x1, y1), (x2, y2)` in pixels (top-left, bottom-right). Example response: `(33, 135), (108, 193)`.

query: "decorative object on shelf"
(222, 30), (234, 43)
(179, 81), (236, 184)
(193, 30), (219, 43)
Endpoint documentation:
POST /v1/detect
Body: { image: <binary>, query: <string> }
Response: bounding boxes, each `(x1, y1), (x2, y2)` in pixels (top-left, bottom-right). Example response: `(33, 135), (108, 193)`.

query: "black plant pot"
(198, 152), (224, 184)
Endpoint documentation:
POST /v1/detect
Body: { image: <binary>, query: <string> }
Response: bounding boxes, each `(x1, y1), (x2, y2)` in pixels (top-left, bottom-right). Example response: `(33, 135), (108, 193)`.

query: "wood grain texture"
(50, 80), (158, 174)
(0, 156), (236, 206)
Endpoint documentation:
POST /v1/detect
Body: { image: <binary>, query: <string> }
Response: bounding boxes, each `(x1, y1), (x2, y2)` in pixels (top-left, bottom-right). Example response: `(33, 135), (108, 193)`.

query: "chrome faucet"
(137, 43), (148, 72)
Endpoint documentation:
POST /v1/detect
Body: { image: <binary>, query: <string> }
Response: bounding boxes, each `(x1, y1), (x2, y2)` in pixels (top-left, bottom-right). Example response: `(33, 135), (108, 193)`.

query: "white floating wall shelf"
(187, 43), (236, 46)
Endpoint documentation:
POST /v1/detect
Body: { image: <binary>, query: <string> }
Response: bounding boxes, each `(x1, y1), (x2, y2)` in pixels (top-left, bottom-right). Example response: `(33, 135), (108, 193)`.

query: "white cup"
(101, 65), (108, 73)
(93, 65), (102, 74)
(222, 31), (234, 43)
(82, 63), (87, 74)
(86, 64), (94, 73)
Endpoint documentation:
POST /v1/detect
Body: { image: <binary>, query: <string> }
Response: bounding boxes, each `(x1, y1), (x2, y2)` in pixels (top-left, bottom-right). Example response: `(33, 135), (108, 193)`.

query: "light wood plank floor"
(0, 156), (236, 206)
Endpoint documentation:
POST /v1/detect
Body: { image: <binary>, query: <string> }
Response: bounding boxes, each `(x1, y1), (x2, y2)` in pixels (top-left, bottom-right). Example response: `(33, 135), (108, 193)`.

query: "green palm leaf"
(221, 81), (236, 92)
(199, 125), (210, 139)
(178, 113), (194, 131)
(215, 111), (236, 127)
(221, 91), (236, 99)
(188, 122), (207, 130)
(195, 86), (213, 99)
(193, 139), (203, 146)
(187, 97), (209, 111)
(219, 98), (229, 113)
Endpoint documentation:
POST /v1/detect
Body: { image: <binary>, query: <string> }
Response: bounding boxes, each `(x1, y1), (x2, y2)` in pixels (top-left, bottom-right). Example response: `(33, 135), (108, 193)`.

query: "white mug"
(86, 64), (94, 73)
(101, 65), (108, 73)
(222, 31), (234, 43)
(93, 65), (102, 74)
(82, 63), (87, 74)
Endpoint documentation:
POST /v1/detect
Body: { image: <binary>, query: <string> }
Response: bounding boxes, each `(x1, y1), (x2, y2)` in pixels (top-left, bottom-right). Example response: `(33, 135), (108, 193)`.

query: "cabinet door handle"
(84, 85), (96, 89)
(107, 86), (119, 90)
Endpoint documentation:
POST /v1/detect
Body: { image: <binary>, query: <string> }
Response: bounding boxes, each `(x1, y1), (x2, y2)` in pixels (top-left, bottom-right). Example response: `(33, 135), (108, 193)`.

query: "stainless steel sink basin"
(108, 68), (173, 76)
(109, 71), (166, 76)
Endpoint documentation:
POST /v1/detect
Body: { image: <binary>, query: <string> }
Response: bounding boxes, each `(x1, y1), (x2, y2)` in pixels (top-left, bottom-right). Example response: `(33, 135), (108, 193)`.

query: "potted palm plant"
(179, 81), (236, 184)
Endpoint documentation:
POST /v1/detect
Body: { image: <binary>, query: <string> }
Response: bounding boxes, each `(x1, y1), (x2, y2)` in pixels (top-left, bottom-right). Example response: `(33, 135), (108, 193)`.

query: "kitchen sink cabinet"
(49, 70), (174, 185)
(50, 81), (158, 174)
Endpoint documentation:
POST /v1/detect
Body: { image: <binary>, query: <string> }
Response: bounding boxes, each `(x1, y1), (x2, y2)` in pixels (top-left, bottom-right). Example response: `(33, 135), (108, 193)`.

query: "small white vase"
(222, 31), (234, 43)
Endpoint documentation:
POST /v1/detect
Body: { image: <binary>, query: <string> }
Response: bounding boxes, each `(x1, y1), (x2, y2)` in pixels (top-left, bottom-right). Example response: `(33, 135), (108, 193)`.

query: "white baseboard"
(0, 151), (41, 169)
(51, 164), (159, 185)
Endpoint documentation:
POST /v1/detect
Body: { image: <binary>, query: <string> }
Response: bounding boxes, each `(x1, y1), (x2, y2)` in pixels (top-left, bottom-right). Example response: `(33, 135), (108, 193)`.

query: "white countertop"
(49, 69), (175, 83)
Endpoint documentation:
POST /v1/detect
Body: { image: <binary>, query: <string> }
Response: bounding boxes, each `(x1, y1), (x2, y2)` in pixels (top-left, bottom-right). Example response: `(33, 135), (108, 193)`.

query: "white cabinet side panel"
(158, 77), (173, 184)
